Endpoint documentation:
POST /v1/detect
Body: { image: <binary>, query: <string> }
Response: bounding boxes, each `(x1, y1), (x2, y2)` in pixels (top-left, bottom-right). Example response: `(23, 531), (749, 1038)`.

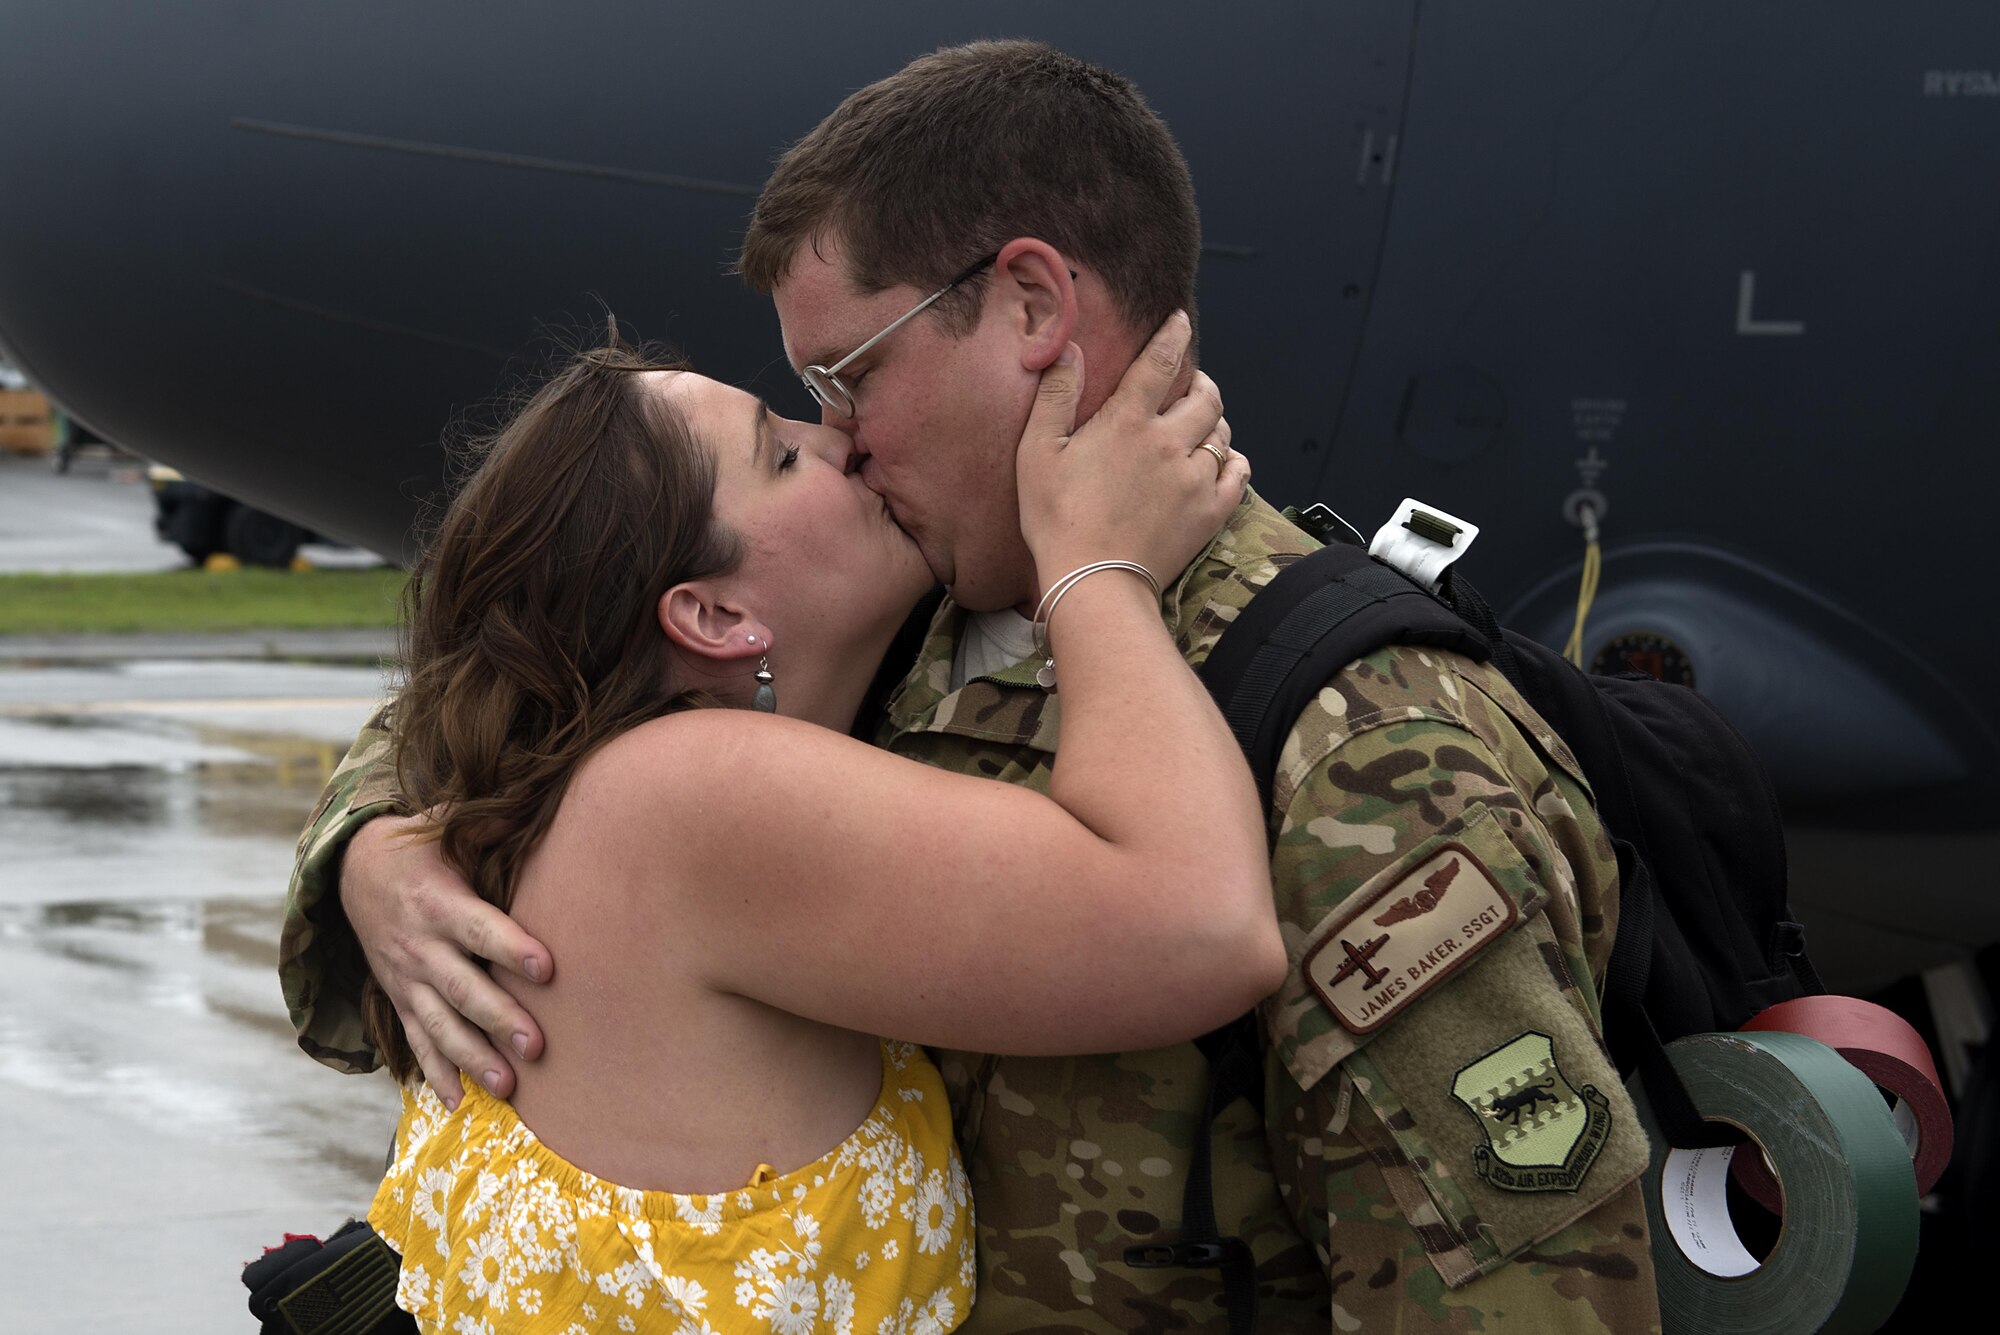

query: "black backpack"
(1125, 510), (1821, 1333)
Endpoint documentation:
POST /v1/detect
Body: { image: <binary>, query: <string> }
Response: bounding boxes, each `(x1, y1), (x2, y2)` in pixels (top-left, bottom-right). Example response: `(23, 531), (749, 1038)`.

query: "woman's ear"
(657, 582), (769, 666)
(995, 237), (1078, 373)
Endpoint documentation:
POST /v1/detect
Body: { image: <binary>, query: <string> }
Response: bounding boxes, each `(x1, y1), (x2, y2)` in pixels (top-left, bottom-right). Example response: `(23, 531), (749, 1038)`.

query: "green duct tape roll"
(1629, 1031), (1918, 1335)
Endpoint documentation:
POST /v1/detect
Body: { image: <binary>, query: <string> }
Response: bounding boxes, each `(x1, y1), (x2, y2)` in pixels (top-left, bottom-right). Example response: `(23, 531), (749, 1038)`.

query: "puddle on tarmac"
(0, 697), (400, 1196)
(0, 887), (400, 1190)
(7, 765), (174, 825)
(0, 721), (350, 896)
(0, 894), (281, 972)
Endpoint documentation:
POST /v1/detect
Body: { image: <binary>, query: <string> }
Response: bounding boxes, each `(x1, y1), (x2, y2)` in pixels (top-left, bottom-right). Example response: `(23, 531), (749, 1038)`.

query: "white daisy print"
(876, 1296), (916, 1335)
(415, 1166), (454, 1234)
(914, 1289), (957, 1335)
(595, 1259), (649, 1309)
(758, 1274), (819, 1335)
(911, 1173), (955, 1255)
(676, 1195), (724, 1236)
(457, 1228), (510, 1311)
(663, 1274), (708, 1318)
(368, 1042), (973, 1334)
(860, 1172), (896, 1228)
(395, 1262), (432, 1313)
(822, 1274), (857, 1335)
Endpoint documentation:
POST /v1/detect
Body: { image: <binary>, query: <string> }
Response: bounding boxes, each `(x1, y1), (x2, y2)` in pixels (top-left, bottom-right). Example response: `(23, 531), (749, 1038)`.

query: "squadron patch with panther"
(1451, 1031), (1612, 1193)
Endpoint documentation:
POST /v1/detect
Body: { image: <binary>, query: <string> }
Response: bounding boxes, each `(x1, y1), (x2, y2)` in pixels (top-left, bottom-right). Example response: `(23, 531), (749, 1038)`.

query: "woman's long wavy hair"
(363, 330), (741, 1081)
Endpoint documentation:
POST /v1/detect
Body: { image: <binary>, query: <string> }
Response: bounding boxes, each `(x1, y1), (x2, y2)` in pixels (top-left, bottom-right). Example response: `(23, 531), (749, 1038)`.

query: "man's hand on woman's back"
(342, 813), (552, 1107)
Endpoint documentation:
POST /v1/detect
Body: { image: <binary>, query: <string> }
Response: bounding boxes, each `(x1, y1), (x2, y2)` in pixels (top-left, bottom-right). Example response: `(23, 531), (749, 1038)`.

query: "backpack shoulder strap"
(1199, 543), (1492, 812)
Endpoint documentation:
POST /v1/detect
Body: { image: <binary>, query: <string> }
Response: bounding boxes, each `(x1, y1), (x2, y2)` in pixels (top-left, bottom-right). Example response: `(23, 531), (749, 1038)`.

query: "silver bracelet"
(1031, 559), (1161, 689)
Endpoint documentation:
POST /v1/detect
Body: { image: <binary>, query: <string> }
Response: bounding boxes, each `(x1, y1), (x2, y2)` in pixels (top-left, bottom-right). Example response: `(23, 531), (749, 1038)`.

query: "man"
(284, 40), (1662, 1333)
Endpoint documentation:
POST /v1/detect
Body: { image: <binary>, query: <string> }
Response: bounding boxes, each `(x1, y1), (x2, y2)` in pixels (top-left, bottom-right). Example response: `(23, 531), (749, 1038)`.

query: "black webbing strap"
(1193, 1010), (1268, 1120)
(1435, 567), (1522, 684)
(1200, 544), (1491, 814)
(1125, 1013), (1263, 1335)
(1223, 565), (1407, 736)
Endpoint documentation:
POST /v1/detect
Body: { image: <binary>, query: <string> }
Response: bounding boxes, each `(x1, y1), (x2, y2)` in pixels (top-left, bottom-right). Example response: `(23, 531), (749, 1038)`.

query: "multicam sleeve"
(280, 700), (407, 1074)
(1258, 653), (1662, 1334)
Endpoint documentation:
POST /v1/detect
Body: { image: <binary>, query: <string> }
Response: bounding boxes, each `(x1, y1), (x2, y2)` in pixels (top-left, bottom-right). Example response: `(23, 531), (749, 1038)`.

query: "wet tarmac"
(0, 656), (401, 1331)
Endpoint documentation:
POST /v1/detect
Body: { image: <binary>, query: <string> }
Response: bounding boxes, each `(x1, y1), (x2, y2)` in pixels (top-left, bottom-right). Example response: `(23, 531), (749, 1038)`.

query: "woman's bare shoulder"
(567, 709), (867, 826)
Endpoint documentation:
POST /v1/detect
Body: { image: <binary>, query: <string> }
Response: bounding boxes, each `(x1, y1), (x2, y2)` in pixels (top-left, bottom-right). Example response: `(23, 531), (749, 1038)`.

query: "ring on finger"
(1195, 440), (1228, 477)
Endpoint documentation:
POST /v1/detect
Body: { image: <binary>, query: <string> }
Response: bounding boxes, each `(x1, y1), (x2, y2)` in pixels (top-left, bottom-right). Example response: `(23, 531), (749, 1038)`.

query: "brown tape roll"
(1732, 996), (1953, 1211)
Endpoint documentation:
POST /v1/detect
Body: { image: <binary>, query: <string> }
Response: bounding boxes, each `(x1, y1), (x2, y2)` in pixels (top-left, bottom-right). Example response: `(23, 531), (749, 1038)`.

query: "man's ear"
(657, 582), (769, 667)
(995, 238), (1078, 373)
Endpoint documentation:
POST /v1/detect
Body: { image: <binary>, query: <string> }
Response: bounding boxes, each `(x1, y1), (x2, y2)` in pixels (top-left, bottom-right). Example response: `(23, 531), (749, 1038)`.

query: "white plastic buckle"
(1369, 498), (1481, 593)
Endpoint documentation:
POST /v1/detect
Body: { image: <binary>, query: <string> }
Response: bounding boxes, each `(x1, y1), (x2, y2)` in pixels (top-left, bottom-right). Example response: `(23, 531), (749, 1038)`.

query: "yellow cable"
(1563, 531), (1601, 667)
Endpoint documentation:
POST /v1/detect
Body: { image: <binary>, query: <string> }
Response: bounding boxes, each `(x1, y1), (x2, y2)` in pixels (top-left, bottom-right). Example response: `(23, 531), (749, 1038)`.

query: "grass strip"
(0, 567), (408, 635)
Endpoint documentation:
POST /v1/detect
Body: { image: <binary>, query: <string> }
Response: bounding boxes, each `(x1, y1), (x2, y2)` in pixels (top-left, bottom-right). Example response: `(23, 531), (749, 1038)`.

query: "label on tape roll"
(1629, 1031), (1918, 1335)
(1661, 1145), (1759, 1278)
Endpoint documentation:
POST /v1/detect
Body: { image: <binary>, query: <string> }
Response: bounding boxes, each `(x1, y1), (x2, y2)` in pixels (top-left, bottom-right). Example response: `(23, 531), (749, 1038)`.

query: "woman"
(365, 312), (1276, 1333)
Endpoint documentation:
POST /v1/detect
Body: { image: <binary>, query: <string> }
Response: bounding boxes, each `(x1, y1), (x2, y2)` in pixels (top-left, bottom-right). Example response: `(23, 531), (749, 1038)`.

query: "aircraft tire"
(154, 481), (223, 565)
(224, 503), (307, 568)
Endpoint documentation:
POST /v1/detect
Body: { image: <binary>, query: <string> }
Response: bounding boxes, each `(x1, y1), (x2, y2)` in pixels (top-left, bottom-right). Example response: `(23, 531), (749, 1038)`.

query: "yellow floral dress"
(369, 1040), (974, 1333)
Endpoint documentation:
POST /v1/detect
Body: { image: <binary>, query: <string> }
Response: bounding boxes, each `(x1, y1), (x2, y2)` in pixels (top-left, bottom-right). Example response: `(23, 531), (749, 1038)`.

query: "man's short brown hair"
(739, 40), (1199, 337)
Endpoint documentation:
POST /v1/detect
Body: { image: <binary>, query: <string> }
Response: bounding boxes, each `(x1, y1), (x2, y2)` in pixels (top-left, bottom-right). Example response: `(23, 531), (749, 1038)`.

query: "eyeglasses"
(800, 253), (998, 418)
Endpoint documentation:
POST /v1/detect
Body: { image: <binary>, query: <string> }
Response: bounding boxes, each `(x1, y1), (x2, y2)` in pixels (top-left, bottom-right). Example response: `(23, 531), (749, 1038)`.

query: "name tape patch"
(1301, 842), (1518, 1035)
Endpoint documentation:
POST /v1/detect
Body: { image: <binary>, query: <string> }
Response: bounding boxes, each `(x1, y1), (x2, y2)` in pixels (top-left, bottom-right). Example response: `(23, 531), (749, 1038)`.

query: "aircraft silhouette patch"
(1451, 1032), (1611, 1193)
(1301, 842), (1517, 1034)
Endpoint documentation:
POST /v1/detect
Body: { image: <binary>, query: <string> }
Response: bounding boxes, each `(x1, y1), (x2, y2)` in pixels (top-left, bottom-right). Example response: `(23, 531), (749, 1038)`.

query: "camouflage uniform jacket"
(284, 699), (404, 1074)
(280, 491), (1663, 1333)
(871, 495), (1660, 1334)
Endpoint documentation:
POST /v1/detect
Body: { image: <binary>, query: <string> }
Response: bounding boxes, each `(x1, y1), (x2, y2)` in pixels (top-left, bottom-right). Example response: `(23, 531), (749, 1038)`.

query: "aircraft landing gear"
(151, 474), (313, 568)
(223, 503), (306, 568)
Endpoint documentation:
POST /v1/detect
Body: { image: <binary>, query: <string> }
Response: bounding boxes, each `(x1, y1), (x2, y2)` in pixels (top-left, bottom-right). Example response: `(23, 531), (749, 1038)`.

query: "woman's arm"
(592, 705), (1275, 1056)
(593, 317), (1280, 1055)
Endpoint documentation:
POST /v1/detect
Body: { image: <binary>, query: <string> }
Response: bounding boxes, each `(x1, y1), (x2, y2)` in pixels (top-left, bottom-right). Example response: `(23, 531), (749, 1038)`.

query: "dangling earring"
(752, 656), (777, 713)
